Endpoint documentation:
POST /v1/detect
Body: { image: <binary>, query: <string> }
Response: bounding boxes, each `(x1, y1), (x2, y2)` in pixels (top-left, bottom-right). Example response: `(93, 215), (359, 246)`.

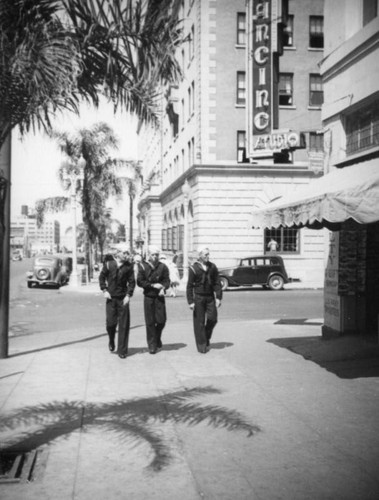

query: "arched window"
(188, 201), (194, 251)
(162, 215), (168, 251)
(172, 208), (178, 251)
(167, 212), (173, 251)
(179, 205), (185, 251)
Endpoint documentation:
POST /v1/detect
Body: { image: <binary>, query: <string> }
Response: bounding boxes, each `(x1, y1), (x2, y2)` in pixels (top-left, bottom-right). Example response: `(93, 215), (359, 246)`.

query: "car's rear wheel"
(268, 275), (284, 291)
(220, 277), (228, 291)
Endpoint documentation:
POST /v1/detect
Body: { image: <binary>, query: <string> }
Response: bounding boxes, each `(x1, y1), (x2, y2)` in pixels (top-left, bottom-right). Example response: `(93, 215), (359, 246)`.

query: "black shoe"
(118, 353), (127, 359)
(149, 349), (157, 354)
(109, 341), (115, 352)
(198, 346), (208, 354)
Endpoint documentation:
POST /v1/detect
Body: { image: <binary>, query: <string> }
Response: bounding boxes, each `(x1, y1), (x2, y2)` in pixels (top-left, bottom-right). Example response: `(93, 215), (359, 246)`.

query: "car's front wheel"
(268, 275), (284, 291)
(220, 277), (229, 291)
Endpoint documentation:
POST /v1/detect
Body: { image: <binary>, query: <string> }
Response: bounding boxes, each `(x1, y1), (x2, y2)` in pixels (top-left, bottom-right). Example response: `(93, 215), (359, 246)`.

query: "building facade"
(137, 0), (326, 285)
(11, 208), (60, 256)
(320, 0), (379, 337)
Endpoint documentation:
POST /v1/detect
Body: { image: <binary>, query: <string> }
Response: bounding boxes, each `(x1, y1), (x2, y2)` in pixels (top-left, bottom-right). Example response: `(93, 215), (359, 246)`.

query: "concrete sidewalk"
(1, 313), (379, 499)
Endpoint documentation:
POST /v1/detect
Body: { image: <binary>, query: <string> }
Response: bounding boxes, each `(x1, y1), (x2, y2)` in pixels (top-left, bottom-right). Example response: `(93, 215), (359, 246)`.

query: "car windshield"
(36, 258), (56, 265)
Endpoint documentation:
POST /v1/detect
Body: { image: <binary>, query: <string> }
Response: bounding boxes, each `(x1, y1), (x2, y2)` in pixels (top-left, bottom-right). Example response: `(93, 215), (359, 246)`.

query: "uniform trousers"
(106, 297), (130, 356)
(143, 295), (166, 351)
(193, 294), (217, 352)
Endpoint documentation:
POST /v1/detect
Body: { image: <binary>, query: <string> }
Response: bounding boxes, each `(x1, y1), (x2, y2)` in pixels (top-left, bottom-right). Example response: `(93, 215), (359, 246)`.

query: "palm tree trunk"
(129, 194), (134, 253)
(0, 134), (11, 358)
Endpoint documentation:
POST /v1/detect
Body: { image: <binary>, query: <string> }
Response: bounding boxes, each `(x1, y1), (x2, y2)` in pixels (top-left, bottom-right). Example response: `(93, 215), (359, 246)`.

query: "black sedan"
(218, 255), (290, 291)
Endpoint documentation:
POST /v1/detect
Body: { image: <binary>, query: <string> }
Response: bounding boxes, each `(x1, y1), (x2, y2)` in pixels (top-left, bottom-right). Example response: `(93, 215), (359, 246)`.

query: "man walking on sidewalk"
(99, 248), (136, 359)
(137, 245), (170, 354)
(187, 246), (222, 353)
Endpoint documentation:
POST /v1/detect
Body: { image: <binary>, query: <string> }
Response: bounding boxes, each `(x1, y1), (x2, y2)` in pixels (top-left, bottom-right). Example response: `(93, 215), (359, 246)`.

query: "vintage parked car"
(218, 255), (290, 291)
(26, 255), (69, 288)
(11, 249), (23, 261)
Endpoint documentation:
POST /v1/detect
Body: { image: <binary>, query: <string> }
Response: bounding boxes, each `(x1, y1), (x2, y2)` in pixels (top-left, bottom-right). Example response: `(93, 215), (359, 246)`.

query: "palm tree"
(0, 386), (260, 472)
(0, 0), (184, 149)
(0, 0), (185, 358)
(118, 160), (143, 253)
(36, 122), (129, 276)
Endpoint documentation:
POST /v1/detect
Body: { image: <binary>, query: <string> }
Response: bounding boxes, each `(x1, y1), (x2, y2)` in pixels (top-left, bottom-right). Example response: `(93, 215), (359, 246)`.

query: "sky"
(11, 99), (139, 230)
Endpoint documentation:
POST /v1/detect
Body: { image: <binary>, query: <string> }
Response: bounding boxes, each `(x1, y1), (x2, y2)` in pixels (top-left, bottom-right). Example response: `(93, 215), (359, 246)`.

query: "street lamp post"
(63, 155), (85, 287)
(181, 179), (190, 284)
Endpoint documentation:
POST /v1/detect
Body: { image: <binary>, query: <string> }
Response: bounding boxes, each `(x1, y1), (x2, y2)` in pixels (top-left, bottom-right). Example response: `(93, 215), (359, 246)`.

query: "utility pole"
(0, 134), (11, 358)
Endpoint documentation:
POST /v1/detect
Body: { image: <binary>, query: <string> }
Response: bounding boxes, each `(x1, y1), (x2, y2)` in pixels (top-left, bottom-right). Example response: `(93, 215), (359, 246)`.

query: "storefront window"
(264, 227), (300, 254)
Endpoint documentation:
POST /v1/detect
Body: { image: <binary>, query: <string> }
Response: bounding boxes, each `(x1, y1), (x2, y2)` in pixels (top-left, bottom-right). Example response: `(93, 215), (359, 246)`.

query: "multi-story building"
(11, 208), (60, 255)
(319, 0), (379, 337)
(250, 0), (379, 338)
(137, 0), (325, 285)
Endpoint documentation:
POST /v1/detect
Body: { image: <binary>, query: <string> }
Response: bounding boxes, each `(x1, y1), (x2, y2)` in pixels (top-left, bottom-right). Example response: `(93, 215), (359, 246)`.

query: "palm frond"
(35, 196), (70, 227)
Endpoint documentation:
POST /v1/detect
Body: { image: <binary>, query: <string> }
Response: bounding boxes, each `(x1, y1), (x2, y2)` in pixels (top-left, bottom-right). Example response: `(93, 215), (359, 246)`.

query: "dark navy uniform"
(137, 261), (170, 353)
(186, 261), (222, 352)
(99, 259), (135, 356)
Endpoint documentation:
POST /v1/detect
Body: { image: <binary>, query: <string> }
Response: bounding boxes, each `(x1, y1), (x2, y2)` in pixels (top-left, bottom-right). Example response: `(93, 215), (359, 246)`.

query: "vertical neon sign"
(247, 0), (274, 158)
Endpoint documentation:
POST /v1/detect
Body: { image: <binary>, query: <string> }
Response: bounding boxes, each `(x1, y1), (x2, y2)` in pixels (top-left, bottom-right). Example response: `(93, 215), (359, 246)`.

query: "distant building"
(137, 0), (325, 285)
(11, 210), (60, 256)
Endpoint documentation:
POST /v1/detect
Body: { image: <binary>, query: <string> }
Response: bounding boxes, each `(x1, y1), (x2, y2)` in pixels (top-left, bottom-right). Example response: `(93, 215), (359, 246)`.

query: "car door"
(252, 257), (271, 284)
(232, 258), (255, 284)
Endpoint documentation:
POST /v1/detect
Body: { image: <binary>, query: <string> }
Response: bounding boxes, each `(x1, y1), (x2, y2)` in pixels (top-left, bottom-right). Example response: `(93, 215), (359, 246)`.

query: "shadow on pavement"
(210, 342), (233, 350)
(275, 318), (323, 326)
(9, 325), (145, 358)
(124, 343), (187, 357)
(0, 386), (260, 472)
(267, 334), (379, 379)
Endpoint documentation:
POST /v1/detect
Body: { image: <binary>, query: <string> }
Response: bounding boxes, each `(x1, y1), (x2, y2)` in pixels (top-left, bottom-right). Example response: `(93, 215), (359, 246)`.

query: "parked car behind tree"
(26, 255), (69, 289)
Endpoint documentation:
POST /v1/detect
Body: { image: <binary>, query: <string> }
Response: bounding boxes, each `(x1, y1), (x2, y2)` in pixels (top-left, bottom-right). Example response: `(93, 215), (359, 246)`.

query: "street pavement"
(1, 283), (379, 499)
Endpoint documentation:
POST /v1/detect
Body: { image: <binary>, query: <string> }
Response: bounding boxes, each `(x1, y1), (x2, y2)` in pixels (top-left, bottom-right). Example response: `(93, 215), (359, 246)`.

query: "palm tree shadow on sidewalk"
(0, 386), (260, 472)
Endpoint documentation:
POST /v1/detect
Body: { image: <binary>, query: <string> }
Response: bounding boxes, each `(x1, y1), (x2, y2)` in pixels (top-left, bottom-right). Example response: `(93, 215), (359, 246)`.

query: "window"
(189, 25), (195, 60)
(236, 72), (246, 105)
(237, 131), (247, 162)
(309, 74), (323, 106)
(237, 13), (246, 45)
(283, 15), (294, 47)
(279, 73), (293, 106)
(309, 132), (324, 152)
(345, 100), (379, 155)
(363, 0), (378, 26)
(162, 229), (167, 251)
(309, 16), (324, 48)
(188, 81), (195, 116)
(178, 224), (184, 251)
(172, 226), (177, 251)
(264, 227), (300, 254)
(191, 81), (195, 114)
(181, 98), (185, 127)
(167, 228), (172, 251)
